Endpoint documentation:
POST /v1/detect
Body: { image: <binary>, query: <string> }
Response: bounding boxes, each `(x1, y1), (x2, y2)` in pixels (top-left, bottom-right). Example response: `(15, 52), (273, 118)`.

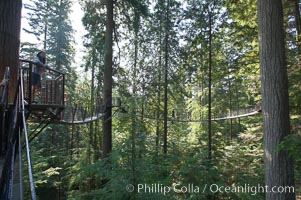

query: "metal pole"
(18, 128), (23, 200)
(20, 67), (37, 200)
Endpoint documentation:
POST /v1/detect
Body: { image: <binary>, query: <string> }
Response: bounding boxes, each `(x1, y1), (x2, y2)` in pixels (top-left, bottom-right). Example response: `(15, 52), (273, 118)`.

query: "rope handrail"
(56, 102), (104, 124)
(123, 108), (261, 123)
(59, 112), (104, 124)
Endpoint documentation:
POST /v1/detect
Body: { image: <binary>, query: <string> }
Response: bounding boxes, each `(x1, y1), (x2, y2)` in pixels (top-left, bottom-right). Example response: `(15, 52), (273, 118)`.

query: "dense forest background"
(19, 0), (300, 199)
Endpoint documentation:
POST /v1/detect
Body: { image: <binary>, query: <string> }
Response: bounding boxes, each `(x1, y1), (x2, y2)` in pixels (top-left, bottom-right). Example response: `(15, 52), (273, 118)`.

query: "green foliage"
(20, 0), (301, 199)
(279, 134), (301, 161)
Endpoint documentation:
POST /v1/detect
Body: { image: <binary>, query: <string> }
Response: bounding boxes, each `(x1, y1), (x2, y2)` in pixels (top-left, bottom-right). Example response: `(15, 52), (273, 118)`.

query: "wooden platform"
(24, 104), (65, 123)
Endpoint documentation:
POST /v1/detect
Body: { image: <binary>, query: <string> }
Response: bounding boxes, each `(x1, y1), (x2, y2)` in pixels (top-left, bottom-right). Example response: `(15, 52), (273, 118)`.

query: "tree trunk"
(293, 0), (301, 45)
(88, 64), (95, 164)
(102, 0), (113, 158)
(43, 0), (49, 51)
(228, 75), (233, 140)
(258, 0), (295, 199)
(236, 87), (241, 133)
(163, 0), (170, 155)
(0, 0), (22, 102)
(208, 10), (212, 161)
(155, 62), (162, 156)
(130, 10), (139, 198)
(70, 123), (74, 159)
(155, 0), (164, 156)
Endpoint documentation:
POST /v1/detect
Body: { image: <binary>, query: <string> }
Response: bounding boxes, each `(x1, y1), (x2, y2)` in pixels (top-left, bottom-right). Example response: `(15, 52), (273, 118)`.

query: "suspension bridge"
(0, 60), (261, 199)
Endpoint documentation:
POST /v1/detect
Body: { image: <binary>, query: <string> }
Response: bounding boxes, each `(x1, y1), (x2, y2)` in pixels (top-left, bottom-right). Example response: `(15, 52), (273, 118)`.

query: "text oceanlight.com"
(126, 183), (295, 196)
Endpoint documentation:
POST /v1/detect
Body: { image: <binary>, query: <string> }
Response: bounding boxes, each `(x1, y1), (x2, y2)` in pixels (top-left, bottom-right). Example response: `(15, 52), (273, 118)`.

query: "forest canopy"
(13, 0), (301, 199)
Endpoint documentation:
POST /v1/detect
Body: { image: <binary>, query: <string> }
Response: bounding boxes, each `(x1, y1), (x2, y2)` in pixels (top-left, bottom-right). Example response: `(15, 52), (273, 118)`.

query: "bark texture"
(258, 0), (295, 199)
(102, 0), (113, 158)
(0, 0), (22, 102)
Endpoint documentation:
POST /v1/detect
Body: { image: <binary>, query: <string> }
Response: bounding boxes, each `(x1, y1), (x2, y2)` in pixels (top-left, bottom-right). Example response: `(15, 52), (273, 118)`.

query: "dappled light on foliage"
(2, 0), (297, 199)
